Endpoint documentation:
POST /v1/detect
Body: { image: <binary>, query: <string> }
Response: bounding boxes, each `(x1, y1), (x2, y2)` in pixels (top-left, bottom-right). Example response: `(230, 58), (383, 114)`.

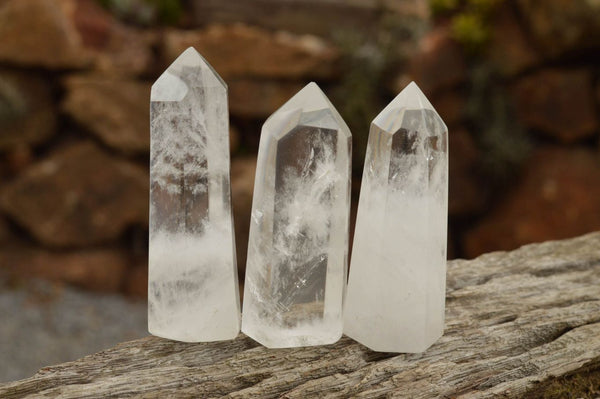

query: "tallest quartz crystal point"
(242, 82), (352, 348)
(148, 47), (240, 342)
(344, 82), (448, 353)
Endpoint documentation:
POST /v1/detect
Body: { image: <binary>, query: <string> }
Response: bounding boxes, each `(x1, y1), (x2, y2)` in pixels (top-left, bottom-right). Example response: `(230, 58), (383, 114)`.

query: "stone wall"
(411, 0), (600, 259)
(0, 0), (599, 297)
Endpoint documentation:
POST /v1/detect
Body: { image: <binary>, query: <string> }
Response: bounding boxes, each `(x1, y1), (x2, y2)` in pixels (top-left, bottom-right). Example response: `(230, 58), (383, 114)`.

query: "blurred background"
(1, 0), (600, 382)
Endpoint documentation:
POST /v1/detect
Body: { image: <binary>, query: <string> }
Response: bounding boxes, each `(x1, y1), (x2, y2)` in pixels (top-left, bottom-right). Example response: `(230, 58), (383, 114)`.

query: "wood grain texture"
(2, 232), (600, 398)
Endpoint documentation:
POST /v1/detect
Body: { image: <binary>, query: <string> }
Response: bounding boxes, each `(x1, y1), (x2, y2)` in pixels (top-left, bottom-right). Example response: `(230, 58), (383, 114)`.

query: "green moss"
(451, 12), (489, 52)
(429, 0), (503, 54)
(523, 362), (600, 398)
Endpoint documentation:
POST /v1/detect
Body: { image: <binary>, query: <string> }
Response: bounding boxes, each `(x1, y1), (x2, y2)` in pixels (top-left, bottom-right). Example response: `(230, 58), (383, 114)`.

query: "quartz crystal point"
(242, 82), (352, 348)
(148, 47), (240, 342)
(344, 82), (448, 353)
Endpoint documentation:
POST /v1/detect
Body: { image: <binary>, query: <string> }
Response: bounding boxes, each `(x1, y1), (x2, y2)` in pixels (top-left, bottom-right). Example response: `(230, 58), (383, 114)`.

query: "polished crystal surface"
(242, 82), (352, 348)
(344, 82), (448, 353)
(148, 47), (240, 342)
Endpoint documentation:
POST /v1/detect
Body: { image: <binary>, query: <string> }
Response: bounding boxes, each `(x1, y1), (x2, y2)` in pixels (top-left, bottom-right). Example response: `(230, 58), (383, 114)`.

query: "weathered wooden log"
(2, 232), (600, 398)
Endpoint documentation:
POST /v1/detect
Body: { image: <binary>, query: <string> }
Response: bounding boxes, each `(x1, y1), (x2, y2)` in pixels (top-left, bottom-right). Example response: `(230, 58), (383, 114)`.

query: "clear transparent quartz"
(344, 82), (448, 353)
(148, 47), (240, 342)
(242, 82), (352, 348)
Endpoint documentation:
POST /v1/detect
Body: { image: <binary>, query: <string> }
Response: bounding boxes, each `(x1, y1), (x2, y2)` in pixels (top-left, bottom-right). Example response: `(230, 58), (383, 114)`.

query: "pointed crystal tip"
(383, 81), (435, 113)
(176, 47), (202, 66)
(151, 47), (225, 103)
(372, 81), (445, 133)
(277, 82), (328, 113)
(264, 82), (351, 138)
(400, 82), (435, 110)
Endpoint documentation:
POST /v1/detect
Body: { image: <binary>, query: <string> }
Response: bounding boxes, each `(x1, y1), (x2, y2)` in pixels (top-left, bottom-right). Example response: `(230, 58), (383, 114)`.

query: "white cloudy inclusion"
(344, 82), (448, 353)
(148, 47), (240, 342)
(242, 82), (352, 348)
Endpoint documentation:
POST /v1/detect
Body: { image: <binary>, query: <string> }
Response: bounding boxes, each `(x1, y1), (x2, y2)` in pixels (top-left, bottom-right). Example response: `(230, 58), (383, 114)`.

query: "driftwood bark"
(2, 232), (600, 398)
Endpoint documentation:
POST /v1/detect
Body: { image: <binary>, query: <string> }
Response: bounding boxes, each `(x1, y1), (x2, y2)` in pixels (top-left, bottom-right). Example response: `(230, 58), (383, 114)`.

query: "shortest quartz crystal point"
(242, 82), (352, 348)
(343, 82), (448, 353)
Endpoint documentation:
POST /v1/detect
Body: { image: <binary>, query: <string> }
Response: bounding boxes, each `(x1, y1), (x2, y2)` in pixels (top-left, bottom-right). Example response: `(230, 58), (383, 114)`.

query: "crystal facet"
(344, 82), (448, 353)
(148, 47), (240, 342)
(242, 82), (352, 348)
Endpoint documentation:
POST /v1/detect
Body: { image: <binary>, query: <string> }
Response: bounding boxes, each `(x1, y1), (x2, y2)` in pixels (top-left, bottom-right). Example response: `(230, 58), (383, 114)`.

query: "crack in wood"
(529, 259), (600, 277)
